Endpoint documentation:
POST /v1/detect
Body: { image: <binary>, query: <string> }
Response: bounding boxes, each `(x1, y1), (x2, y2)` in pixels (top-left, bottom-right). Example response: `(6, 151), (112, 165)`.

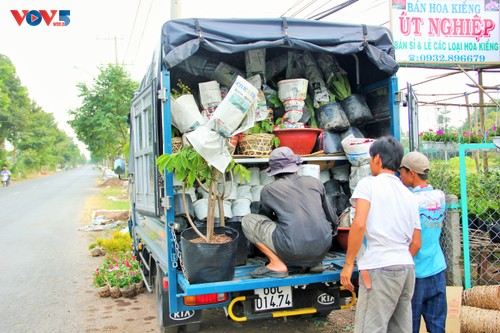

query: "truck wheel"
(155, 267), (179, 333)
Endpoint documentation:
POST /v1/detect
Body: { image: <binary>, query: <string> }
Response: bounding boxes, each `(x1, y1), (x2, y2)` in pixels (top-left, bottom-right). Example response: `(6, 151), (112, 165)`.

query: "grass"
(82, 182), (130, 224)
(81, 181), (131, 241)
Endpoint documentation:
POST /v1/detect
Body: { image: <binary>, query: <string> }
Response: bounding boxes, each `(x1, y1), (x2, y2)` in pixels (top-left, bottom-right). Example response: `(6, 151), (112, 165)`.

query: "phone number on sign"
(408, 54), (486, 62)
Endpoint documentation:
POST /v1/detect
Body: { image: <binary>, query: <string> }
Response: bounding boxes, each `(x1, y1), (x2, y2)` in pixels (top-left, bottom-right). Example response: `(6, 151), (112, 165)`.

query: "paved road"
(0, 168), (349, 333)
(0, 167), (100, 332)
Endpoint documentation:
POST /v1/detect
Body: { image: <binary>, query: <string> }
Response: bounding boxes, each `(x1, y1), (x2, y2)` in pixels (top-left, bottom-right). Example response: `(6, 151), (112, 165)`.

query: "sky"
(1, 0), (498, 158)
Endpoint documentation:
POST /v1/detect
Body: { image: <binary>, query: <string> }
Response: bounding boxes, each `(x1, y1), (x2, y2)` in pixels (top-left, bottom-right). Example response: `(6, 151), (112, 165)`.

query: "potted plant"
(272, 117), (322, 155)
(156, 145), (251, 283)
(238, 119), (279, 156)
(491, 125), (500, 148)
(93, 267), (110, 298)
(329, 67), (372, 126)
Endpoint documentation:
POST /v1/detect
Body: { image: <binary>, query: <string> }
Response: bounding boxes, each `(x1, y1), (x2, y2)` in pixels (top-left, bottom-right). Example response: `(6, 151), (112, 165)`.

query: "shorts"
(241, 213), (277, 253)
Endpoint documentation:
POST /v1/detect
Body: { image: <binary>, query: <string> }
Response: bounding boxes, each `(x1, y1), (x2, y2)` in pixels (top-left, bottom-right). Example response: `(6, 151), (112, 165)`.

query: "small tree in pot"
(157, 145), (250, 284)
(156, 145), (250, 242)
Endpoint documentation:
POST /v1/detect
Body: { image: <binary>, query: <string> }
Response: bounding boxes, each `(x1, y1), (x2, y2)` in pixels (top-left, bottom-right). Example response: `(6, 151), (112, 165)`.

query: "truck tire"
(156, 266), (179, 333)
(155, 266), (201, 333)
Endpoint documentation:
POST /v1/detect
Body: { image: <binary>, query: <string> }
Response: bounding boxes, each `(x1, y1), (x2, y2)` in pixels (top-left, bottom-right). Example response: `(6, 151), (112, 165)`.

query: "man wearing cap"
(399, 151), (447, 333)
(242, 147), (338, 278)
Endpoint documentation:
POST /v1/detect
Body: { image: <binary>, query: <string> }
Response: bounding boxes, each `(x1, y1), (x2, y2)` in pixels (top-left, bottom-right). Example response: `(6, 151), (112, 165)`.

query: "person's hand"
(340, 262), (355, 292)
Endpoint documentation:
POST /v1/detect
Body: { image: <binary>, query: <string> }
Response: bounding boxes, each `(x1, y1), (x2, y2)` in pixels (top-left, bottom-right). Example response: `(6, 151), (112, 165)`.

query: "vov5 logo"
(11, 10), (70, 26)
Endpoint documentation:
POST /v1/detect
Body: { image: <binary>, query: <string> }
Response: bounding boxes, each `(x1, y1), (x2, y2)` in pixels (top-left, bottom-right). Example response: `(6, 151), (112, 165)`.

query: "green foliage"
(97, 231), (132, 254)
(156, 145), (250, 242)
(249, 120), (274, 134)
(156, 146), (250, 189)
(170, 79), (191, 99)
(467, 170), (500, 223)
(429, 160), (500, 225)
(428, 161), (460, 197)
(69, 64), (138, 162)
(330, 72), (351, 101)
(0, 54), (85, 173)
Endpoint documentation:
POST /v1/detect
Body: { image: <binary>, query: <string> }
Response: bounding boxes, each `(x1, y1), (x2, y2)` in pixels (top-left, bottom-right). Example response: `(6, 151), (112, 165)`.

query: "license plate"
(254, 286), (293, 311)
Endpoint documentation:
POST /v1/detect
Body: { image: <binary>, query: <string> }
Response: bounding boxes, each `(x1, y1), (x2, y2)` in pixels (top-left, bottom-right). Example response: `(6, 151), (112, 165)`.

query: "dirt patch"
(98, 178), (125, 188)
(92, 210), (129, 222)
(323, 307), (355, 332)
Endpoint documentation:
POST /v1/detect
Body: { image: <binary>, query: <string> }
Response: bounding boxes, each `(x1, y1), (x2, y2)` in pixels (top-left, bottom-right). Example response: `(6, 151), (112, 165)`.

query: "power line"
(296, 0), (334, 19)
(290, 0), (321, 18)
(131, 0), (154, 71)
(122, 0), (143, 66)
(281, 0), (308, 17)
(308, 0), (359, 20)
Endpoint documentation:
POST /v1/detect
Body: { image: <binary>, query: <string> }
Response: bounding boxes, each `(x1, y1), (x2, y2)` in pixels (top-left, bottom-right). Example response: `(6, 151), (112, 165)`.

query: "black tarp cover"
(161, 17), (399, 78)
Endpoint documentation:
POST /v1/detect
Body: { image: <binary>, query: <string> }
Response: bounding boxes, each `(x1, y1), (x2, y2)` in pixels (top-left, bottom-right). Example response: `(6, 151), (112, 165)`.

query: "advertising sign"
(390, 0), (500, 65)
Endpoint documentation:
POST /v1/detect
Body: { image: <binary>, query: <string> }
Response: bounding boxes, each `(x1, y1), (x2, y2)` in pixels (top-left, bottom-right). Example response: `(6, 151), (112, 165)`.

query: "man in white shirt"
(340, 136), (421, 333)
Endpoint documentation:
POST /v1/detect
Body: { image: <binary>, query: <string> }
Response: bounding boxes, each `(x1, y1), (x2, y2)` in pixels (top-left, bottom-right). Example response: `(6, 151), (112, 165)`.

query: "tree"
(69, 64), (138, 162)
(0, 54), (31, 161)
(459, 101), (499, 135)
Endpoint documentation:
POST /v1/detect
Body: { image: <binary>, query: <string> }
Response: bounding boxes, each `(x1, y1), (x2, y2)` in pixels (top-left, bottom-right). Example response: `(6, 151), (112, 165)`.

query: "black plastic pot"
(173, 193), (194, 219)
(180, 226), (239, 284)
(339, 94), (373, 125)
(489, 223), (500, 244)
(316, 102), (350, 132)
(226, 221), (250, 266)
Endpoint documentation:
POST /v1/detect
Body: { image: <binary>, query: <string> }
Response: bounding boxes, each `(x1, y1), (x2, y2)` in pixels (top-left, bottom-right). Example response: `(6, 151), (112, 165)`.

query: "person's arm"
(340, 198), (370, 292)
(409, 228), (421, 257)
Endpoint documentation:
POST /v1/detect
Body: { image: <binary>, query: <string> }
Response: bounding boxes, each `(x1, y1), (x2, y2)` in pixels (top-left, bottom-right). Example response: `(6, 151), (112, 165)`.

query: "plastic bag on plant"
(319, 131), (343, 154)
(340, 127), (364, 141)
(214, 62), (245, 88)
(316, 102), (350, 132)
(247, 74), (269, 122)
(245, 49), (266, 83)
(277, 78), (308, 125)
(299, 51), (329, 108)
(171, 95), (206, 133)
(341, 135), (375, 166)
(286, 51), (306, 79)
(340, 94), (373, 125)
(175, 54), (218, 79)
(199, 80), (222, 121)
(265, 53), (288, 81)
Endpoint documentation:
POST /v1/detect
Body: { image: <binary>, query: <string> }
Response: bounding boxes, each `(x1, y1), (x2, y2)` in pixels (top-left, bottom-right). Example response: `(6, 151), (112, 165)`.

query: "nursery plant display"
(92, 251), (143, 298)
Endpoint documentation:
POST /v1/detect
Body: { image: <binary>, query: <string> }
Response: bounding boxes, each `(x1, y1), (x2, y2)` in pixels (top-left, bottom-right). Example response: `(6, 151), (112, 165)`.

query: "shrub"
(97, 231), (132, 253)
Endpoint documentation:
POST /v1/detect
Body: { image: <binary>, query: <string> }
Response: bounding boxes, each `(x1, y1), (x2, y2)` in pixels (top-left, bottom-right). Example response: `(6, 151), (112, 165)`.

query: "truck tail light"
(184, 293), (228, 306)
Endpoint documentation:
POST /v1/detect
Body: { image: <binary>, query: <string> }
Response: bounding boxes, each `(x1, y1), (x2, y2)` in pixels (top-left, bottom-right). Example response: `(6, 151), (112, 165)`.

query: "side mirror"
(113, 158), (126, 176)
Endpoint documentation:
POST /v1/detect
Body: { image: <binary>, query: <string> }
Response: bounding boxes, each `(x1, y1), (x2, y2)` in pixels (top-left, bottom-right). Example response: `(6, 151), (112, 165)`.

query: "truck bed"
(176, 251), (357, 296)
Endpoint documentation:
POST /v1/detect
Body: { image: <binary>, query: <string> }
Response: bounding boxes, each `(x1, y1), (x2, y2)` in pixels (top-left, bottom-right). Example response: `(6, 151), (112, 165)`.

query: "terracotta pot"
(336, 227), (350, 252)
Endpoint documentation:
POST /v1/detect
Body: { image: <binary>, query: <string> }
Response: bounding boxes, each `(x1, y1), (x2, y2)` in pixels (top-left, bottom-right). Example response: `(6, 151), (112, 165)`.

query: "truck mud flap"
(156, 267), (202, 331)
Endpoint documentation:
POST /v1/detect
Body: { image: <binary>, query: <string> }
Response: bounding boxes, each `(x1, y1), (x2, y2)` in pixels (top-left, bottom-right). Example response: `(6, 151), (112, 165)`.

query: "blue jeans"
(411, 270), (447, 333)
(355, 265), (415, 333)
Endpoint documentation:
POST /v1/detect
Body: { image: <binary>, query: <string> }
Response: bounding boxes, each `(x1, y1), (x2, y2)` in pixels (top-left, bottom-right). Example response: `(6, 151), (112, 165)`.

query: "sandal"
(251, 266), (288, 278)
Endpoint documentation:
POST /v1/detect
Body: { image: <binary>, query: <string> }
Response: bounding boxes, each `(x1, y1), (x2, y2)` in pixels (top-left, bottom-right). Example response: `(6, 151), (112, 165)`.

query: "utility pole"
(171, 0), (181, 19)
(97, 36), (122, 65)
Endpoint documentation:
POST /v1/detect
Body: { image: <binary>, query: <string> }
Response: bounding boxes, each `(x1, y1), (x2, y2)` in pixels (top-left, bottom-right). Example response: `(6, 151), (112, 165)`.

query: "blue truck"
(123, 17), (401, 332)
